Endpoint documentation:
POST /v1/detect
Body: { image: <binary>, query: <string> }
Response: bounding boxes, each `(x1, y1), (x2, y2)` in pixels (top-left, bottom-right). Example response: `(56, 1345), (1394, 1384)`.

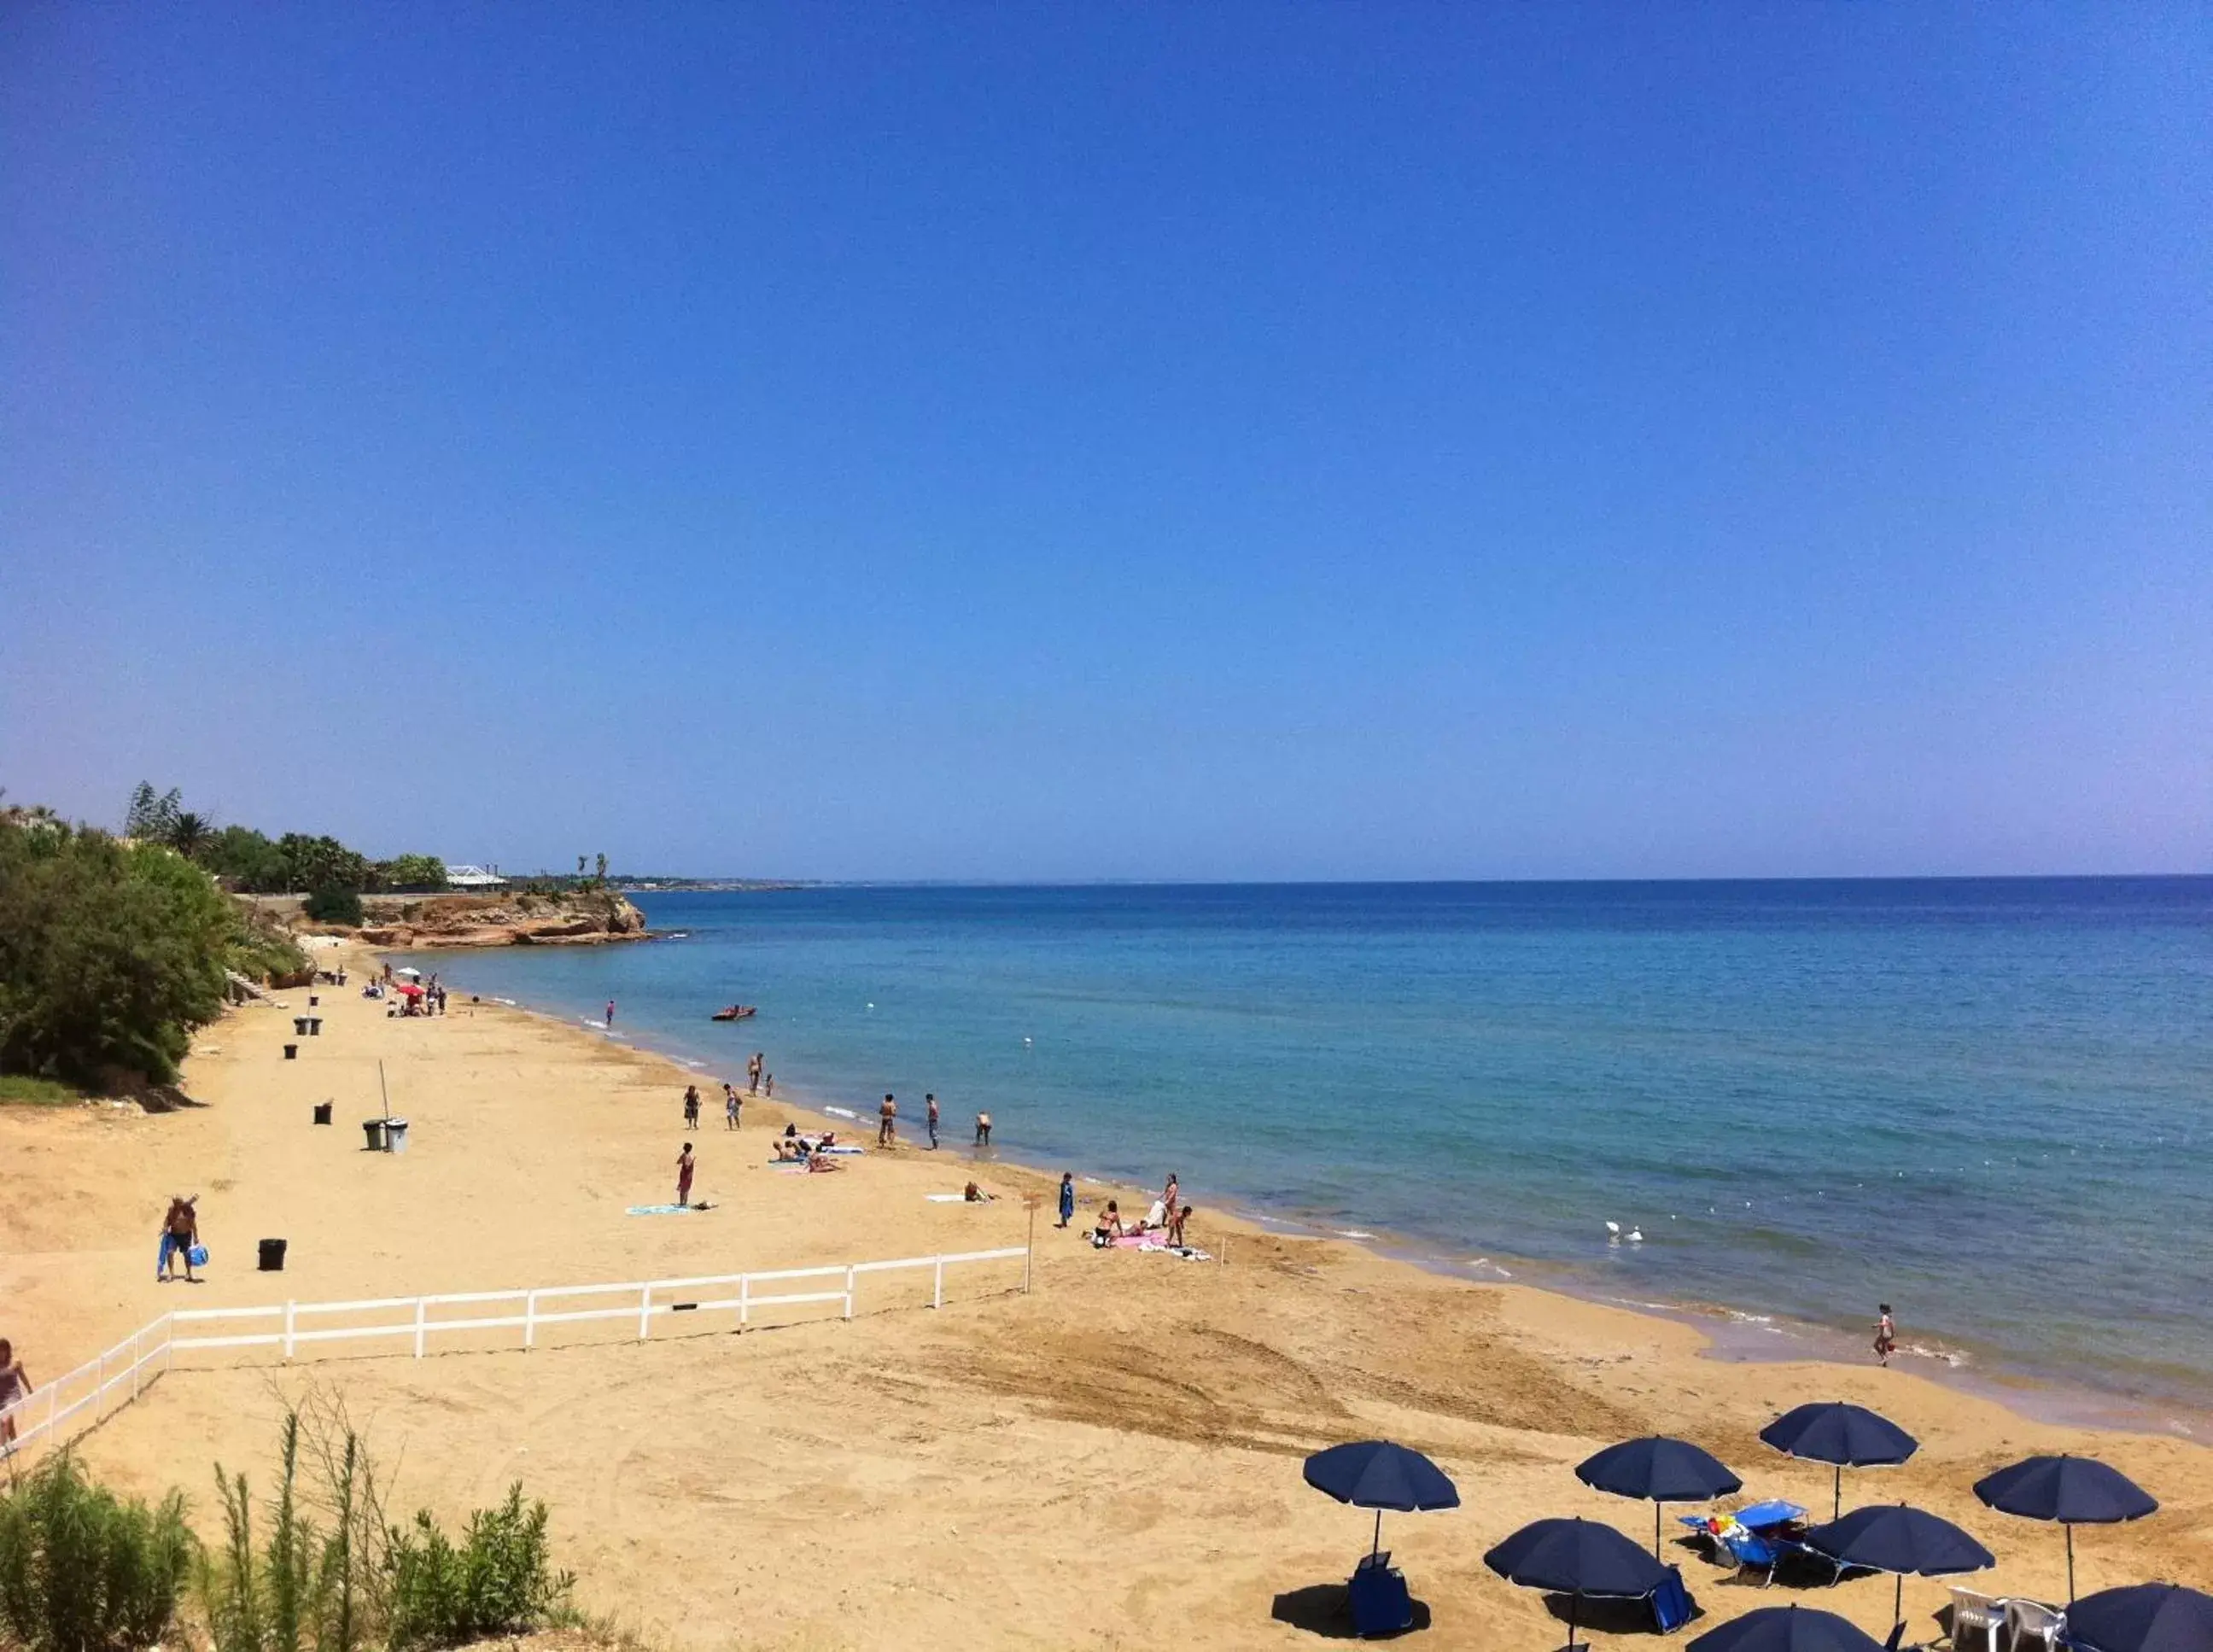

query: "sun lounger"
(1946, 1587), (2006, 1652)
(1720, 1526), (1786, 1585)
(1346, 1558), (1413, 1638)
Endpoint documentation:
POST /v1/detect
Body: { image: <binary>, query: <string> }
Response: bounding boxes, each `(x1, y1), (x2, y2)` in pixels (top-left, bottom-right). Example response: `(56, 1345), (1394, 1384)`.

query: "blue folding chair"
(1650, 1566), (1697, 1634)
(1347, 1559), (1414, 1638)
(1720, 1526), (1786, 1586)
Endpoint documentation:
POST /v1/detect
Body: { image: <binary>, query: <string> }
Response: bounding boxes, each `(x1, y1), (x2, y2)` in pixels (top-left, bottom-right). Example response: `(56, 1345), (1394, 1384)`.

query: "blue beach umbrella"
(1760, 1402), (1918, 1518)
(1303, 1439), (1460, 1562)
(1486, 1516), (1668, 1651)
(1577, 1436), (1743, 1558)
(1801, 1503), (1993, 1635)
(1686, 1604), (1887, 1652)
(2064, 1583), (2213, 1652)
(1971, 1455), (2158, 1602)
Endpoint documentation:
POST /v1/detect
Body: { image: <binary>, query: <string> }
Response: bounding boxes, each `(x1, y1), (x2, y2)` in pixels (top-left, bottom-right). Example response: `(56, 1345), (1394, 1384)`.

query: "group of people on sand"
(1079, 1170), (1192, 1249)
(874, 1092), (990, 1151)
(773, 1123), (846, 1172)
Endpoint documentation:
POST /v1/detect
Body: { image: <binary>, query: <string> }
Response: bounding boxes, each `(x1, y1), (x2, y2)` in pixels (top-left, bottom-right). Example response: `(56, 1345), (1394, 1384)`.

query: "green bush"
(0, 822), (234, 1084)
(0, 1451), (193, 1652)
(301, 888), (364, 927)
(198, 1407), (389, 1652)
(384, 1488), (571, 1651)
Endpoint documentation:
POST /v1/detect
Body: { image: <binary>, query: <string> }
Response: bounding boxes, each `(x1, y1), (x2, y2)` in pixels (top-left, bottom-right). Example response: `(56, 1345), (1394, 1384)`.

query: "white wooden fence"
(0, 1245), (1026, 1465)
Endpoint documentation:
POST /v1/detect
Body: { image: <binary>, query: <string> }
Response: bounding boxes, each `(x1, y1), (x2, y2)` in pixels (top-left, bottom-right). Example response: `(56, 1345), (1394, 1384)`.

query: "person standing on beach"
(723, 1083), (740, 1130)
(1874, 1304), (1898, 1366)
(974, 1110), (992, 1147)
(926, 1093), (940, 1149)
(0, 1339), (31, 1449)
(158, 1195), (200, 1282)
(1162, 1172), (1180, 1222)
(879, 1093), (897, 1147)
(1057, 1172), (1075, 1229)
(749, 1053), (762, 1095)
(605, 999), (616, 1026)
(682, 1085), (701, 1130)
(676, 1142), (695, 1206)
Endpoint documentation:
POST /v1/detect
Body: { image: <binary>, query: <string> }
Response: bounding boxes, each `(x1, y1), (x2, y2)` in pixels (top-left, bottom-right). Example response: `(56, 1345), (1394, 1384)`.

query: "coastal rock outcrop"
(344, 890), (649, 949)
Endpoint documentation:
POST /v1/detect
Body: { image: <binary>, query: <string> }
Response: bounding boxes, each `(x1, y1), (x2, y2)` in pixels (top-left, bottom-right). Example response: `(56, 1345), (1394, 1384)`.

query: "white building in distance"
(445, 864), (508, 890)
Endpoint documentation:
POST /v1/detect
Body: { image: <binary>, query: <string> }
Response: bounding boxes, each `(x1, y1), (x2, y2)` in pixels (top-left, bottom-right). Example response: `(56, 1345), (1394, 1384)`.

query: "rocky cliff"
(347, 889), (649, 949)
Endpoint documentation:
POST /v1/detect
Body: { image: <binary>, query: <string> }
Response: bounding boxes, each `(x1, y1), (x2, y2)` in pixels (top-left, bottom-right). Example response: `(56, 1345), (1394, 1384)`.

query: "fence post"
(639, 1283), (653, 1340)
(739, 1272), (750, 1328)
(933, 1256), (944, 1310)
(844, 1265), (855, 1321)
(284, 1301), (297, 1361)
(414, 1297), (427, 1358)
(524, 1291), (538, 1350)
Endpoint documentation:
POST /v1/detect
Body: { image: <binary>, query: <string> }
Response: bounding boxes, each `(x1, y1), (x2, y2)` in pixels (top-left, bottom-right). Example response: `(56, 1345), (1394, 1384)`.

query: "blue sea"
(400, 879), (2213, 1419)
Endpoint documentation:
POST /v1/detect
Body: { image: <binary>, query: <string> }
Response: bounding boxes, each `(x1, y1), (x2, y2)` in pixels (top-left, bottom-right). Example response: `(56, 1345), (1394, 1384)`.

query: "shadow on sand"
(1270, 1582), (1433, 1640)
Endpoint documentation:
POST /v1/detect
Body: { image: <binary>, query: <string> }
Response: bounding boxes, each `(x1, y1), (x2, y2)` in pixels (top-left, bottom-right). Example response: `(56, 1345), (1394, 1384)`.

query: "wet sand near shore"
(4, 953), (2207, 1649)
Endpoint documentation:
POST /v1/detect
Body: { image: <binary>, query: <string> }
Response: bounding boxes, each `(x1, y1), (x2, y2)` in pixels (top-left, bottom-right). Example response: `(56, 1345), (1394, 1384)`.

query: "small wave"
(1726, 1311), (1774, 1325)
(822, 1105), (857, 1120)
(1905, 1343), (1969, 1369)
(1335, 1229), (1376, 1240)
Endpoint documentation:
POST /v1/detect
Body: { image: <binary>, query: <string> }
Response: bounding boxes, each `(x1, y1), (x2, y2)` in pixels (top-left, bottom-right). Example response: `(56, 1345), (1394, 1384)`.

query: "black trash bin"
(284, 1043), (299, 1060)
(294, 1017), (309, 1035)
(307, 1016), (323, 1036)
(258, 1238), (287, 1272)
(362, 1118), (387, 1150)
(307, 994), (319, 1007)
(312, 1101), (333, 1125)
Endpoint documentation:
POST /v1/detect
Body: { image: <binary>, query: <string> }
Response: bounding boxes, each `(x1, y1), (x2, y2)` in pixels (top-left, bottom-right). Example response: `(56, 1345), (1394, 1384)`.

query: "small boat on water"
(710, 1005), (757, 1022)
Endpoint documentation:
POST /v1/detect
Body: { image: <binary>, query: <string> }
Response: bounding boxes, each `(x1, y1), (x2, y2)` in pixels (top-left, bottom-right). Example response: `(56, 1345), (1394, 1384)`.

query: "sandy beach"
(4, 951), (2206, 1649)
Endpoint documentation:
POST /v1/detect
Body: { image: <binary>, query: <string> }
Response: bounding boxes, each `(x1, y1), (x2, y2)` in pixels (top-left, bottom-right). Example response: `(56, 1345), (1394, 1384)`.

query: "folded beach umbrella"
(1576, 1436), (1743, 1558)
(2064, 1582), (2213, 1652)
(1801, 1503), (1993, 1634)
(1302, 1439), (1459, 1562)
(1686, 1604), (1887, 1652)
(1760, 1402), (1918, 1517)
(1485, 1515), (1667, 1651)
(1972, 1454), (2158, 1602)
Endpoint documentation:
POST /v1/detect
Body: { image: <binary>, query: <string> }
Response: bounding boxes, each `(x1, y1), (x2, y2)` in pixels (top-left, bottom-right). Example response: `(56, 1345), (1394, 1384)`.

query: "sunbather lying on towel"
(772, 1139), (803, 1162)
(806, 1149), (843, 1172)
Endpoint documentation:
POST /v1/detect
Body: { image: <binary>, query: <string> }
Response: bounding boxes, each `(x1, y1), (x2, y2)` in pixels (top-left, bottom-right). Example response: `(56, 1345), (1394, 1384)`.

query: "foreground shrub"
(385, 1487), (572, 1651)
(197, 1405), (388, 1652)
(0, 1451), (193, 1652)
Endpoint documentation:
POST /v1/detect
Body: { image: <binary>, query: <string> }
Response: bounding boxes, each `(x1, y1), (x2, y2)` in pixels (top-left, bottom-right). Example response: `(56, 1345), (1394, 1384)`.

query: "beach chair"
(1944, 1588), (2006, 1652)
(2006, 1599), (2064, 1652)
(1650, 1566), (1697, 1634)
(1719, 1526), (1785, 1585)
(1346, 1557), (1413, 1639)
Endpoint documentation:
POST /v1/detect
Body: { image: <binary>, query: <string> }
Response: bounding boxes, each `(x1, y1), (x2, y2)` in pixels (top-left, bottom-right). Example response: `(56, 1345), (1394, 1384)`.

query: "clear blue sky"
(3, 5), (2207, 880)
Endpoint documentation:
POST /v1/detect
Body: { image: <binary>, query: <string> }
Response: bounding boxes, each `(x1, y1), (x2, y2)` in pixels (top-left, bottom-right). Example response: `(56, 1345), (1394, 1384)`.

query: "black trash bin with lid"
(307, 1016), (323, 1036)
(312, 1101), (333, 1125)
(258, 1238), (287, 1272)
(362, 1118), (387, 1150)
(284, 1043), (299, 1060)
(294, 1017), (310, 1035)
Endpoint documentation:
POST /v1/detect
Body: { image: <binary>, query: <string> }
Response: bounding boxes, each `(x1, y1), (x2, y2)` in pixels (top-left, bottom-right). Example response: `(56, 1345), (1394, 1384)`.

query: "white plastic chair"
(2006, 1597), (2065, 1652)
(1947, 1588), (2006, 1652)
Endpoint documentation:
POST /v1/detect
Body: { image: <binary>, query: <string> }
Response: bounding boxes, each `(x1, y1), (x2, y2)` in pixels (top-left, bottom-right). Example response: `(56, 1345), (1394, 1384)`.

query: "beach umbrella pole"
(1568, 1589), (1580, 1652)
(1655, 1502), (1663, 1561)
(1894, 1571), (1903, 1633)
(1373, 1508), (1382, 1563)
(1833, 1463), (1842, 1521)
(2065, 1524), (2075, 1604)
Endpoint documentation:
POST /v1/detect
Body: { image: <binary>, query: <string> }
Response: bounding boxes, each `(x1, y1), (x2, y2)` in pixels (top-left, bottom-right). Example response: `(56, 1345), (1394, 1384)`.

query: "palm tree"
(166, 812), (213, 860)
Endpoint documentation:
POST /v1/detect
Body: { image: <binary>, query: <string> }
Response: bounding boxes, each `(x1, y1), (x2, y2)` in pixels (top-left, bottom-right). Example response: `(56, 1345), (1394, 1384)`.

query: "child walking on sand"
(0, 1339), (31, 1449)
(1874, 1304), (1897, 1365)
(724, 1083), (740, 1130)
